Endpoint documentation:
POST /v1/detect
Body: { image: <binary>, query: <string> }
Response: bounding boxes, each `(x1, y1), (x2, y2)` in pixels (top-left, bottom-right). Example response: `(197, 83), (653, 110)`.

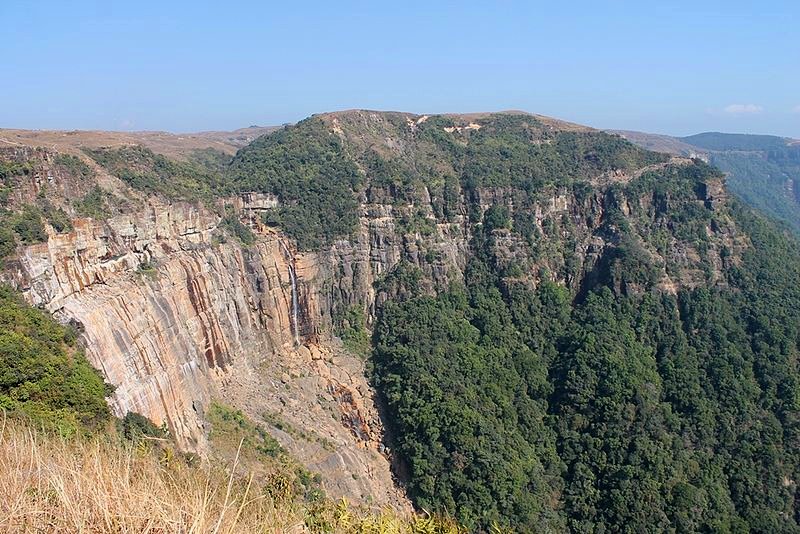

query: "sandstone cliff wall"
(2, 194), (413, 506)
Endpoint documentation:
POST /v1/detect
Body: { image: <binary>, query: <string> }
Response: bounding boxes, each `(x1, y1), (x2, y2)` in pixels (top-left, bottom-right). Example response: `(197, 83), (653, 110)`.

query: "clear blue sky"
(2, 0), (798, 137)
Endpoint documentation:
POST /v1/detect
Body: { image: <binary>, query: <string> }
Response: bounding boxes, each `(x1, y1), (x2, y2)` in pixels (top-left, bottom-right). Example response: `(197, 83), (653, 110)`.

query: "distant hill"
(0, 125), (278, 161)
(611, 130), (702, 156)
(680, 132), (790, 152)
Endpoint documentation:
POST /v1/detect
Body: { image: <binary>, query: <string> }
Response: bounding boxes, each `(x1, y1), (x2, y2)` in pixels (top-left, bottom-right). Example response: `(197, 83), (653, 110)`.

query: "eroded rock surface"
(2, 194), (410, 507)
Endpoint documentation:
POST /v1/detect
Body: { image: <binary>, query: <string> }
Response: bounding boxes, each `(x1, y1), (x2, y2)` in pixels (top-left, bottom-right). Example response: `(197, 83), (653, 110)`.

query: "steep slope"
(3, 111), (800, 532)
(616, 129), (800, 235)
(229, 112), (799, 531)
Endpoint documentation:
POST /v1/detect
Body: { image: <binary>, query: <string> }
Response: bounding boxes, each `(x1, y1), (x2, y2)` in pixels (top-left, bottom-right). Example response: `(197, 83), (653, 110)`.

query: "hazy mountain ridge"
(680, 132), (795, 152)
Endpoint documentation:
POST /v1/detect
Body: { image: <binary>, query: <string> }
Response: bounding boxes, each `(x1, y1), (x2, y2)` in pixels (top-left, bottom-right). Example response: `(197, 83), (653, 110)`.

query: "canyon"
(0, 111), (771, 521)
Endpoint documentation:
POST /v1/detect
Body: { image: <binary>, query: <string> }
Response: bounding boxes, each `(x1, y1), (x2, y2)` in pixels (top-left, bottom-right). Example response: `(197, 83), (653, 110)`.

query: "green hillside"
(225, 113), (800, 532)
(680, 132), (790, 152)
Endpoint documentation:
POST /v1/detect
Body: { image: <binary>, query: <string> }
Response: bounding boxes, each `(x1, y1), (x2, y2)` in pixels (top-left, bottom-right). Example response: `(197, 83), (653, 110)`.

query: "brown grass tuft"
(0, 416), (466, 533)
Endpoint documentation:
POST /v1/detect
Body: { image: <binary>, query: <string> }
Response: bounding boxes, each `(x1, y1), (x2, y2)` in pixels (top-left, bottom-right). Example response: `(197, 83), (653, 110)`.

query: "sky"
(1, 1), (798, 137)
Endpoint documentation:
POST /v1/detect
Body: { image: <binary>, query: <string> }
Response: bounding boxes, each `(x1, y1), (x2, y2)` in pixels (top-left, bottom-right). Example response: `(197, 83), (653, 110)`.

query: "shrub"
(0, 285), (112, 435)
(39, 200), (73, 233)
(220, 211), (255, 246)
(335, 306), (370, 356)
(483, 204), (510, 231)
(73, 185), (110, 219)
(53, 154), (94, 179)
(9, 205), (46, 244)
(0, 227), (15, 258)
(119, 411), (167, 442)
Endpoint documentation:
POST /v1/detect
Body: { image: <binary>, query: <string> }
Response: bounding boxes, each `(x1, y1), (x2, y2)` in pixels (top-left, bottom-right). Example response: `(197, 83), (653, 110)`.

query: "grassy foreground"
(0, 417), (465, 533)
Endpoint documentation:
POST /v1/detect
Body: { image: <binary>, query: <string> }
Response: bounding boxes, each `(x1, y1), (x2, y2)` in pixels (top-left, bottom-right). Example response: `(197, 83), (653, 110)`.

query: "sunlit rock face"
(8, 201), (290, 445)
(2, 191), (423, 507)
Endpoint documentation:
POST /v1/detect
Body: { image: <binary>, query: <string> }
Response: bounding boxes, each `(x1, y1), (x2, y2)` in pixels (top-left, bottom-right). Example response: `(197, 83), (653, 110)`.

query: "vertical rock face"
(316, 199), (470, 326)
(3, 195), (412, 506)
(8, 200), (296, 447)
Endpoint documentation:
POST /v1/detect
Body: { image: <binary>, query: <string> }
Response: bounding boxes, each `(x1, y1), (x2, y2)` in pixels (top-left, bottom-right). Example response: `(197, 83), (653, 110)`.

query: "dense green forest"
(373, 159), (800, 532)
(227, 117), (364, 249)
(706, 147), (800, 234)
(0, 285), (112, 435)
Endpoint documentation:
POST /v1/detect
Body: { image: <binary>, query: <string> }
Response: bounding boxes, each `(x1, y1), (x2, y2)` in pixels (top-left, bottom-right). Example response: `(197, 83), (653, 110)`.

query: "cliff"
(2, 192), (414, 505)
(0, 111), (747, 511)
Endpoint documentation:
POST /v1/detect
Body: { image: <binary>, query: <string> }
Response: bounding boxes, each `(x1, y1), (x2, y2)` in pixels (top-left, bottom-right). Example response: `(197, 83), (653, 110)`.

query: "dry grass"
(0, 417), (466, 533)
(0, 126), (276, 160)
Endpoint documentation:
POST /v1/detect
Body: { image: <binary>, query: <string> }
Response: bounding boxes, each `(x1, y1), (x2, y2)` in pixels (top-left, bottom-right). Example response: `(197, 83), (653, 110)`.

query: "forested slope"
(374, 195), (800, 532)
(227, 112), (800, 532)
